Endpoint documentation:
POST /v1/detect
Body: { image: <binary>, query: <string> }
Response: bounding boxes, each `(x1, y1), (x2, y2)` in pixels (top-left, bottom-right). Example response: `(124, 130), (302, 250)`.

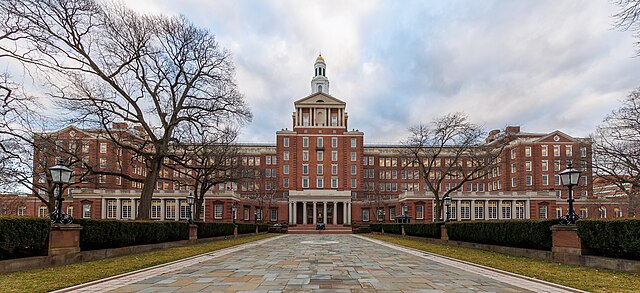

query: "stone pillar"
(233, 225), (238, 238)
(551, 225), (588, 265)
(159, 198), (164, 221)
(48, 224), (82, 256)
(440, 225), (449, 241)
(188, 224), (198, 241)
(498, 200), (503, 220)
(333, 201), (338, 225)
(116, 198), (121, 220)
(342, 202), (347, 225)
(347, 202), (352, 225)
(302, 201), (307, 224)
(313, 202), (317, 225)
(456, 200), (461, 221)
(512, 200), (517, 219)
(323, 201), (328, 224)
(525, 200), (531, 219)
(288, 202), (292, 224)
(292, 201), (297, 225)
(470, 200), (475, 220)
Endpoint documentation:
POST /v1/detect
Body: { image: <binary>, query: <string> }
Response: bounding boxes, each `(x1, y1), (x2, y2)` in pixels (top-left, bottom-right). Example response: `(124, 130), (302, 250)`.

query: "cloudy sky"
(123, 0), (640, 144)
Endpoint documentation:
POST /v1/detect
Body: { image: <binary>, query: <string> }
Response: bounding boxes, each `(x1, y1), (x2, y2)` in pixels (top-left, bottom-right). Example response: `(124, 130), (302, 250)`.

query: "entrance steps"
(287, 224), (352, 234)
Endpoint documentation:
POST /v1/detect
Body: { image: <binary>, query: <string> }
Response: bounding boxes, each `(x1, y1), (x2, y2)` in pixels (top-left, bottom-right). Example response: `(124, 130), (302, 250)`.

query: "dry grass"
(366, 234), (640, 293)
(0, 234), (275, 293)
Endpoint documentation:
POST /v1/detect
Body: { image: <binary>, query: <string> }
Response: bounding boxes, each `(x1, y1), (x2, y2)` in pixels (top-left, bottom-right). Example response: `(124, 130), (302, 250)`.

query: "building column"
(302, 201), (307, 224)
(512, 200), (517, 219)
(313, 202), (317, 225)
(101, 198), (106, 219)
(342, 202), (347, 225)
(332, 201), (337, 225)
(116, 198), (121, 220)
(456, 200), (461, 221)
(323, 201), (327, 224)
(288, 202), (292, 224)
(292, 201), (297, 224)
(526, 200), (531, 219)
(498, 200), (503, 220)
(347, 202), (351, 224)
(470, 200), (475, 220)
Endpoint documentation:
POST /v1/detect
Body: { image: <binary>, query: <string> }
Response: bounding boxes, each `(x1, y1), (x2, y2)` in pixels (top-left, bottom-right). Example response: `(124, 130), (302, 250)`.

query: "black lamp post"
(49, 158), (74, 224)
(254, 209), (258, 224)
(559, 161), (581, 225)
(443, 194), (452, 222)
(186, 193), (194, 224)
(231, 202), (237, 224)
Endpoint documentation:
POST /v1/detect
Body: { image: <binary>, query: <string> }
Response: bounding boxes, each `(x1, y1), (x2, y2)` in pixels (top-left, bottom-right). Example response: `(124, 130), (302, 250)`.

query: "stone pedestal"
(48, 224), (82, 256)
(188, 224), (198, 241)
(551, 224), (588, 265)
(441, 225), (449, 241)
(233, 225), (238, 238)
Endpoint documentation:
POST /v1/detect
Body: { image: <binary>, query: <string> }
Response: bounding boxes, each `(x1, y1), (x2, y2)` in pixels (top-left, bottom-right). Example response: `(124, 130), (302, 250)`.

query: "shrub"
(355, 226), (371, 234)
(445, 219), (559, 250)
(73, 219), (188, 250)
(577, 219), (640, 260)
(0, 217), (50, 260)
(403, 223), (442, 239)
(268, 226), (282, 233)
(381, 223), (403, 235)
(236, 223), (257, 234)
(196, 222), (235, 238)
(258, 224), (268, 232)
(369, 223), (382, 232)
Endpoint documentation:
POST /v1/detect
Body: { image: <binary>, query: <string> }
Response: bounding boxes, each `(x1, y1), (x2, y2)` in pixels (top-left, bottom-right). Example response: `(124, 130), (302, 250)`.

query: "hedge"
(196, 222), (235, 238)
(577, 219), (640, 260)
(355, 226), (371, 234)
(0, 217), (50, 260)
(445, 219), (559, 250)
(236, 223), (257, 234)
(369, 223), (382, 232)
(403, 223), (442, 239)
(258, 224), (268, 232)
(381, 223), (403, 235)
(73, 219), (189, 250)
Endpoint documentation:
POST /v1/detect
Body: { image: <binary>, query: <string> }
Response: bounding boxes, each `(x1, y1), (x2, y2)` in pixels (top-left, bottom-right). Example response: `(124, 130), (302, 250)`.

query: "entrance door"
(296, 202), (304, 224)
(327, 203), (334, 225)
(337, 203), (344, 224)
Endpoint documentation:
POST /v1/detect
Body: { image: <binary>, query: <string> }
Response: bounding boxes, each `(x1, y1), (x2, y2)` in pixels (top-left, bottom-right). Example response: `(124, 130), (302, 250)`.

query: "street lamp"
(254, 209), (258, 224)
(231, 202), (238, 224)
(48, 158), (74, 224)
(559, 161), (581, 225)
(186, 193), (194, 224)
(443, 194), (452, 222)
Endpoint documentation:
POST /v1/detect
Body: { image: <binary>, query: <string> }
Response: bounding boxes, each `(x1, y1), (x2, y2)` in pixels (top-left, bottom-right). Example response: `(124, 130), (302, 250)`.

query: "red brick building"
(11, 55), (629, 224)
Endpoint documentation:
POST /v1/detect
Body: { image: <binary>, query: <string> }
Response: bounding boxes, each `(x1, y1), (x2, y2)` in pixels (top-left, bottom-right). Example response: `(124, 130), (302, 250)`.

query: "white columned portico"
(332, 201), (337, 225)
(292, 201), (297, 224)
(343, 202), (347, 225)
(347, 202), (351, 224)
(313, 202), (317, 225)
(288, 202), (292, 224)
(323, 201), (328, 224)
(302, 201), (308, 224)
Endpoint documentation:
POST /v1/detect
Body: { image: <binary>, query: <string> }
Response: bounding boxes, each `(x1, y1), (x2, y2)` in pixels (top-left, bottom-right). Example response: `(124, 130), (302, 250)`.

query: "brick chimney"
(505, 126), (521, 134)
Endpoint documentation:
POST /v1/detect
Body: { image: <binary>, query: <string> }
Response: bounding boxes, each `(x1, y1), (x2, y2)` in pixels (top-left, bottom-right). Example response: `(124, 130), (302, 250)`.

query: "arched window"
(318, 85), (323, 92)
(598, 206), (607, 218)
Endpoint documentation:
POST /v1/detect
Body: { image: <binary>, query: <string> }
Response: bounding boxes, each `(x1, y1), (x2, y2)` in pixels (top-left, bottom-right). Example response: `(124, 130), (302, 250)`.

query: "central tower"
(311, 53), (329, 94)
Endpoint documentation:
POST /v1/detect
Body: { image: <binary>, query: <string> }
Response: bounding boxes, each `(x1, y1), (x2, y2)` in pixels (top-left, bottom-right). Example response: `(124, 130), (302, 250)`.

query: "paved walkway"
(56, 235), (584, 293)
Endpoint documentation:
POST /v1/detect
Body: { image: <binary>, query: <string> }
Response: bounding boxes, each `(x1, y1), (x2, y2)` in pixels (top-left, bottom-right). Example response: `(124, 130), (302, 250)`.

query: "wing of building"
(19, 54), (630, 223)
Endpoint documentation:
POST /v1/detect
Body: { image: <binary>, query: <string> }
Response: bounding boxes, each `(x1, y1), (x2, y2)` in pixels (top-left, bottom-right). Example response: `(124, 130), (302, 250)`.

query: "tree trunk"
(138, 157), (162, 220)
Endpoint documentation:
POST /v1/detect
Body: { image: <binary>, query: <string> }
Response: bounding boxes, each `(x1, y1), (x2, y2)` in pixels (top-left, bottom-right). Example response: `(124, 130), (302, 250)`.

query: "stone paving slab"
(55, 234), (586, 293)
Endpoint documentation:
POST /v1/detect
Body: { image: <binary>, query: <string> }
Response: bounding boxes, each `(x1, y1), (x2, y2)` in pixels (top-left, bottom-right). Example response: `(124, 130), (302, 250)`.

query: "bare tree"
(403, 113), (508, 222)
(592, 89), (640, 217)
(613, 0), (640, 54)
(0, 0), (251, 219)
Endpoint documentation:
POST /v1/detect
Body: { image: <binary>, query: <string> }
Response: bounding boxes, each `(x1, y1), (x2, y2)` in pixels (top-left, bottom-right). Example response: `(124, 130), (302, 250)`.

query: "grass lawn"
(0, 234), (276, 293)
(366, 234), (640, 293)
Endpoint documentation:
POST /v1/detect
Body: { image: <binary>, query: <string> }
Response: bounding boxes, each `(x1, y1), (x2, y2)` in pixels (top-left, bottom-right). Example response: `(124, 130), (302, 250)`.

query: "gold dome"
(316, 53), (324, 62)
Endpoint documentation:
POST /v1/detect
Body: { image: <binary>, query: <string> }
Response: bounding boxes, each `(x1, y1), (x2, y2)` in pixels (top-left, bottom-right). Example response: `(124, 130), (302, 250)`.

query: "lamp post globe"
(559, 161), (581, 225)
(443, 194), (452, 222)
(48, 158), (74, 224)
(187, 193), (194, 224)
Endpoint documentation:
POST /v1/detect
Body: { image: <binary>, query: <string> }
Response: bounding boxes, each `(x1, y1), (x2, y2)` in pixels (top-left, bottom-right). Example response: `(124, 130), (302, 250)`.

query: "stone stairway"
(287, 224), (352, 234)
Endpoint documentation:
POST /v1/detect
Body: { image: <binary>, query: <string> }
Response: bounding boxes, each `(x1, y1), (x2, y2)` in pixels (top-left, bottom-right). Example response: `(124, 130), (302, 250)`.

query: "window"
(526, 175), (532, 186)
(270, 209), (278, 221)
(266, 156), (271, 165)
(554, 160), (561, 171)
(580, 207), (588, 219)
(525, 161), (532, 171)
(67, 206), (74, 217)
(389, 207), (396, 220)
(284, 165), (289, 174)
(303, 151), (309, 161)
(447, 201), (457, 220)
(107, 199), (117, 219)
(38, 205), (48, 218)
(614, 208), (622, 218)
(525, 146), (531, 157)
(303, 114), (309, 126)
(542, 160), (548, 171)
(501, 201), (511, 219)
(488, 201), (498, 219)
(555, 175), (561, 186)
(474, 202), (484, 219)
(179, 200), (190, 219)
(511, 177), (517, 187)
(556, 207), (563, 219)
(553, 145), (560, 157)
(331, 177), (338, 188)
(116, 176), (122, 185)
(351, 165), (356, 175)
(510, 149), (516, 159)
(283, 178), (289, 188)
(317, 151), (323, 161)
(351, 138), (357, 148)
(302, 164), (309, 175)
(284, 151), (289, 161)
(244, 207), (250, 221)
(460, 201), (471, 219)
(317, 137), (324, 148)
(165, 199), (176, 219)
(99, 175), (106, 183)
(350, 151), (356, 161)
(332, 137), (338, 148)
(416, 205), (424, 219)
(152, 200), (162, 219)
(302, 137), (309, 148)
(316, 177), (324, 188)
(215, 203), (223, 219)
(542, 175), (548, 186)
(82, 203), (91, 218)
(100, 142), (107, 153)
(331, 164), (338, 175)
(350, 178), (357, 188)
(511, 163), (516, 173)
(362, 209), (370, 221)
(17, 206), (26, 216)
(515, 201), (525, 219)
(566, 145), (572, 157)
(598, 207), (607, 218)
(580, 146), (587, 158)
(541, 145), (548, 156)
(302, 177), (309, 188)
(283, 137), (289, 147)
(317, 164), (323, 175)
(539, 205), (548, 219)
(100, 158), (107, 168)
(121, 199), (132, 219)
